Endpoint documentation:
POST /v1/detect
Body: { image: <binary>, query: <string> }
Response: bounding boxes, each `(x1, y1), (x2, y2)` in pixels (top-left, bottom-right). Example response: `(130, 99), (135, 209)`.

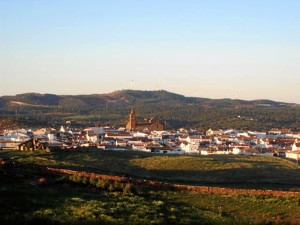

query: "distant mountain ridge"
(0, 90), (297, 108)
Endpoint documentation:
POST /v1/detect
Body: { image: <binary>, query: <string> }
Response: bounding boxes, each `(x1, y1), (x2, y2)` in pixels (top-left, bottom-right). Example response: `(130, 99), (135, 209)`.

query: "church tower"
(126, 109), (136, 130)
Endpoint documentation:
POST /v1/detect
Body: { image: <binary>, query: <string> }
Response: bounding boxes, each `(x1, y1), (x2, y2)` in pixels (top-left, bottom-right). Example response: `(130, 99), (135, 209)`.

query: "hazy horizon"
(1, 0), (300, 103)
(1, 89), (299, 105)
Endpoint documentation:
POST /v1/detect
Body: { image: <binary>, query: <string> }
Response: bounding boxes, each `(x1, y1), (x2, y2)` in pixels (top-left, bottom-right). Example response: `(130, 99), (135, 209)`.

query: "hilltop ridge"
(0, 90), (297, 108)
(1, 90), (299, 130)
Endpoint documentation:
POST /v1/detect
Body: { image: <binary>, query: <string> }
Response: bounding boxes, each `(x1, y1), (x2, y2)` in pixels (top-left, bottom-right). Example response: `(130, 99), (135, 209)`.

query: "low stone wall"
(47, 167), (300, 198)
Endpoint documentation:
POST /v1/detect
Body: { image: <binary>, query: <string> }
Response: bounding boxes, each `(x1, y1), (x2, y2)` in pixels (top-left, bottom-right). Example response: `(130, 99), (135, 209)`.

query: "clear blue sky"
(1, 0), (300, 103)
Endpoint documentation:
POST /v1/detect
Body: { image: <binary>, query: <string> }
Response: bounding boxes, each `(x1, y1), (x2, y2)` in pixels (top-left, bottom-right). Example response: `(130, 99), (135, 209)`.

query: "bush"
(123, 183), (133, 193)
(89, 177), (98, 186)
(95, 179), (112, 190)
(67, 174), (138, 194)
(108, 183), (115, 192)
(113, 181), (124, 192)
(69, 175), (81, 183)
(81, 177), (88, 185)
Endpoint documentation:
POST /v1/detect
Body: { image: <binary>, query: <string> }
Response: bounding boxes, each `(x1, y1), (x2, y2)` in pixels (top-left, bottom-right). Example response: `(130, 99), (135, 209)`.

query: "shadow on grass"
(45, 150), (300, 191)
(0, 165), (223, 225)
(1, 149), (299, 190)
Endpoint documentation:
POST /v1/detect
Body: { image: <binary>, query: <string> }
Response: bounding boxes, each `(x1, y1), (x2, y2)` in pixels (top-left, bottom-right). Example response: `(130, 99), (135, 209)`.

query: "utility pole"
(236, 89), (240, 100)
(130, 80), (134, 90)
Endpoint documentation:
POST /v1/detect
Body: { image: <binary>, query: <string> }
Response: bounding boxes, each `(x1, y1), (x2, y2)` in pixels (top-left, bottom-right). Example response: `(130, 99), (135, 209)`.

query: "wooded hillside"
(0, 90), (299, 130)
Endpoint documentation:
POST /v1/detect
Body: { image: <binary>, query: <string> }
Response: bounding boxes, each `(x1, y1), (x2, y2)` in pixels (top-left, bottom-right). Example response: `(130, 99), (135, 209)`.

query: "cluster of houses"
(0, 125), (300, 162)
(0, 110), (300, 162)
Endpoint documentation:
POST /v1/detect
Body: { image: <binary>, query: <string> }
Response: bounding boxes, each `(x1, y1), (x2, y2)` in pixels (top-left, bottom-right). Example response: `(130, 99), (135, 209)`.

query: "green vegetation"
(1, 149), (299, 190)
(1, 90), (300, 129)
(68, 174), (135, 194)
(0, 149), (300, 224)
(2, 105), (300, 130)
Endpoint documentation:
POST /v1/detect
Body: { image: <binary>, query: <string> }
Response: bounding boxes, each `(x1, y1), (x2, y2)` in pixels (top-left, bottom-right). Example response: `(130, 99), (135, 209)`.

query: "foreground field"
(0, 149), (299, 224)
(1, 149), (299, 190)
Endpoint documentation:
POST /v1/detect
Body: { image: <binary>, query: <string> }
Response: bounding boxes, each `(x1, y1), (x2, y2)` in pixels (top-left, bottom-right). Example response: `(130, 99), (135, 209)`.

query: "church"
(125, 109), (165, 131)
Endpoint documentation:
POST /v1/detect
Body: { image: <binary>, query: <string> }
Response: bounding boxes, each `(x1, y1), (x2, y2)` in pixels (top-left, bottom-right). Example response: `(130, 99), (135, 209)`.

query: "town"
(1, 109), (300, 163)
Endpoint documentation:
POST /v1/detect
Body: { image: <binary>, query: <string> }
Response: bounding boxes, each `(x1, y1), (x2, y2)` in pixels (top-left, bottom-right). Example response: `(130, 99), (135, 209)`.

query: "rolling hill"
(0, 90), (296, 108)
(1, 90), (299, 130)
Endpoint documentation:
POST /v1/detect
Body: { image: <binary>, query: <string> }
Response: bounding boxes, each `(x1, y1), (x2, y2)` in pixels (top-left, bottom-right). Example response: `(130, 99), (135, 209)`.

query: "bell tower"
(126, 109), (136, 130)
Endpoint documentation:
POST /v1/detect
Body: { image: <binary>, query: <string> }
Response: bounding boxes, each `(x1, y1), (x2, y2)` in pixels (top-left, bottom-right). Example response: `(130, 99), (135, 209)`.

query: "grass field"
(0, 149), (299, 225)
(1, 149), (299, 189)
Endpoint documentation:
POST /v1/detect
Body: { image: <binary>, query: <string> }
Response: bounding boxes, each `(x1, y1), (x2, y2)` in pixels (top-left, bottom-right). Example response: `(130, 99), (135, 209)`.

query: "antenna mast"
(130, 80), (134, 90)
(236, 90), (240, 100)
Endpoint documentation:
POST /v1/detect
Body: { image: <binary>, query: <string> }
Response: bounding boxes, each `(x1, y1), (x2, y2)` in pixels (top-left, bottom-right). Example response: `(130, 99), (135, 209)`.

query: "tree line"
(1, 103), (300, 131)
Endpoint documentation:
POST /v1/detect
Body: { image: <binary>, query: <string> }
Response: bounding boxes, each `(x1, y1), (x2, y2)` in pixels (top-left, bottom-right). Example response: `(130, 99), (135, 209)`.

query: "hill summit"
(0, 90), (296, 108)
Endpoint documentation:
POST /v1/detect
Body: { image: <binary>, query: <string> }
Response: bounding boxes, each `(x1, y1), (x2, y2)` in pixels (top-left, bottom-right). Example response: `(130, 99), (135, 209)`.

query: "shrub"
(89, 177), (98, 186)
(69, 175), (81, 183)
(123, 183), (133, 193)
(81, 177), (88, 185)
(112, 181), (124, 192)
(95, 179), (106, 189)
(108, 183), (115, 192)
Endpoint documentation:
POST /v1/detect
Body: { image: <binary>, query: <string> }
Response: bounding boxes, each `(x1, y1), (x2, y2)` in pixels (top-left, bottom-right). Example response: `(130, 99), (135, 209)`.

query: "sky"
(1, 0), (300, 103)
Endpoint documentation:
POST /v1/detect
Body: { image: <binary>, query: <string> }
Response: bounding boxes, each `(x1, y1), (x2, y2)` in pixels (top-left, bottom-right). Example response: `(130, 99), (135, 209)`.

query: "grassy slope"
(1, 149), (299, 189)
(0, 150), (300, 225)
